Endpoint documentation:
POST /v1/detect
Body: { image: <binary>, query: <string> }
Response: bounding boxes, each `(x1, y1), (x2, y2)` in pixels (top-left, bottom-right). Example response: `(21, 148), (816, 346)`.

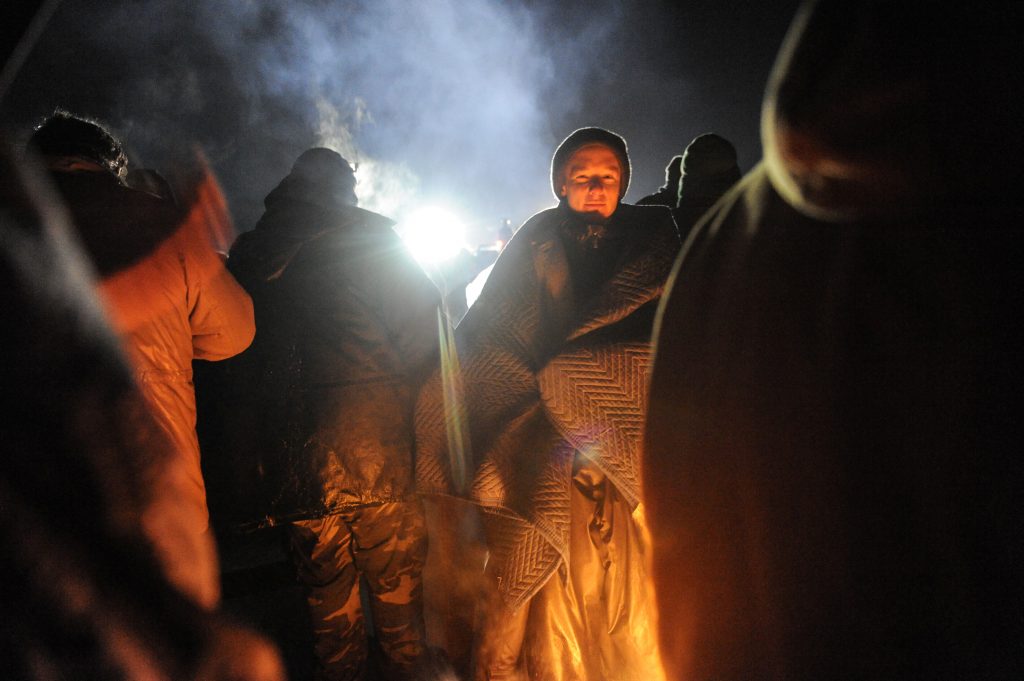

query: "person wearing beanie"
(637, 154), (683, 208)
(416, 127), (680, 679)
(205, 147), (439, 680)
(673, 132), (742, 238)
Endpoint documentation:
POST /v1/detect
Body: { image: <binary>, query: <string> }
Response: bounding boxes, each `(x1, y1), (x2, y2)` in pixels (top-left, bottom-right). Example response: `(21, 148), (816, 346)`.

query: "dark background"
(2, 0), (802, 245)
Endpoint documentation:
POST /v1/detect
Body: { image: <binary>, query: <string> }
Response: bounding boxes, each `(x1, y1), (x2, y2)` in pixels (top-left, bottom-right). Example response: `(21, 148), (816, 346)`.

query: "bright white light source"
(397, 205), (466, 265)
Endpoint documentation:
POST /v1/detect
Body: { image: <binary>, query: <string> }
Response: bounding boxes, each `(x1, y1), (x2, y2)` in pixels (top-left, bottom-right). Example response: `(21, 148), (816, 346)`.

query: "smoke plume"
(2, 0), (800, 240)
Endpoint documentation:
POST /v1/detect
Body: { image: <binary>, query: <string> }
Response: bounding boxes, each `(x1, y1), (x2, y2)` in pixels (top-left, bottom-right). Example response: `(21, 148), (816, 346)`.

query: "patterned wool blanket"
(416, 203), (679, 608)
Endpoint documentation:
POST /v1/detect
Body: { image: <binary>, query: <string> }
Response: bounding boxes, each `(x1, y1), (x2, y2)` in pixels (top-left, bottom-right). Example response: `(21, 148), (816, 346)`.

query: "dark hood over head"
(762, 0), (1022, 221)
(550, 127), (631, 201)
(678, 133), (741, 203)
(229, 149), (392, 287)
(263, 146), (358, 213)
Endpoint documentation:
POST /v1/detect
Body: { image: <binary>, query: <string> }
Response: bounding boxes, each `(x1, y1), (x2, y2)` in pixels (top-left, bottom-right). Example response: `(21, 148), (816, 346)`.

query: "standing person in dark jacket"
(638, 133), (741, 242)
(221, 148), (440, 681)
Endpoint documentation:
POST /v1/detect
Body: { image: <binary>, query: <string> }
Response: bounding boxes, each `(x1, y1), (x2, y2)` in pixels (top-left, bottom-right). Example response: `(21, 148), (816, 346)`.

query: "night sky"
(2, 0), (802, 245)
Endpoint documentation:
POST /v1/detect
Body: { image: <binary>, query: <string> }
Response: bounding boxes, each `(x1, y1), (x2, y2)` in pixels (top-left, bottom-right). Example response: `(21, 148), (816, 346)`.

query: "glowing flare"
(397, 205), (466, 265)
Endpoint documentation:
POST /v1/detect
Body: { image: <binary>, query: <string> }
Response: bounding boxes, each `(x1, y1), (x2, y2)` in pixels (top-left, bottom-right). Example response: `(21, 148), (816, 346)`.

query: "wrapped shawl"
(417, 202), (679, 607)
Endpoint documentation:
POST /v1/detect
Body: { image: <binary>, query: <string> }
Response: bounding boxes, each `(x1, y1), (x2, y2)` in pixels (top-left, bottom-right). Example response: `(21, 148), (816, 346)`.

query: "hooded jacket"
(203, 172), (440, 529)
(644, 2), (1023, 679)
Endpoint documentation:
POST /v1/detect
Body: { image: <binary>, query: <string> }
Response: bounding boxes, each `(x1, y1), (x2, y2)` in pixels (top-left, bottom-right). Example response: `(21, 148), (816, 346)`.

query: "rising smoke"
(2, 0), (624, 241)
(314, 96), (420, 219)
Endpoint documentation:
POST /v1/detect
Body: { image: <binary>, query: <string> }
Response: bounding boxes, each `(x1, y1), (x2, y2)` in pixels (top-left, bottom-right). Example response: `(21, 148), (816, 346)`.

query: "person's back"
(1, 136), (284, 681)
(99, 179), (254, 537)
(219, 147), (439, 680)
(222, 147), (440, 522)
(28, 110), (256, 606)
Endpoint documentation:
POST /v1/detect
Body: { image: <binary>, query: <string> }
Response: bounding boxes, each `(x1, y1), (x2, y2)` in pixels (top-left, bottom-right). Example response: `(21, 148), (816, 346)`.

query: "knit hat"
(551, 127), (630, 200)
(289, 147), (357, 206)
(681, 133), (739, 177)
(292, 148), (355, 185)
(664, 155), (684, 187)
(678, 133), (741, 202)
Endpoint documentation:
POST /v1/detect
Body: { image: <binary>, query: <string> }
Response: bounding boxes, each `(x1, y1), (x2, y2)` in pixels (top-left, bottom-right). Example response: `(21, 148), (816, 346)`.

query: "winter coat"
(203, 185), (440, 530)
(49, 169), (255, 541)
(643, 2), (1023, 680)
(416, 201), (680, 608)
(1, 143), (282, 679)
(647, 164), (1023, 681)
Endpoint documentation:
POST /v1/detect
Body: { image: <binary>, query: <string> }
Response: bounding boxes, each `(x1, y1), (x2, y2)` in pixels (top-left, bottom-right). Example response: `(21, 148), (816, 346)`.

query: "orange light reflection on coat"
(98, 165), (255, 609)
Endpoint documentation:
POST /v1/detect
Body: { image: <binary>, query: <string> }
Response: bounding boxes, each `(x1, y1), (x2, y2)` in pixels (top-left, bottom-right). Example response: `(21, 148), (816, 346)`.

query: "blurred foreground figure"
(27, 111), (256, 607)
(418, 128), (680, 680)
(0, 142), (284, 680)
(644, 1), (1023, 679)
(210, 148), (439, 680)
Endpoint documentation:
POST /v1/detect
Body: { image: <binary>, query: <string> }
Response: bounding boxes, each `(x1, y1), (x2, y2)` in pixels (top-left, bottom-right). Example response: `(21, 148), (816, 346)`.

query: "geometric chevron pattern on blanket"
(539, 338), (652, 509)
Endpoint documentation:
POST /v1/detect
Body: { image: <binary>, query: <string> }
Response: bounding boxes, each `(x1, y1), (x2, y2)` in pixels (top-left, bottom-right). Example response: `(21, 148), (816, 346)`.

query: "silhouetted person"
(673, 133), (741, 238)
(417, 127), (680, 680)
(1, 138), (284, 681)
(497, 218), (514, 247)
(644, 2), (1023, 680)
(637, 154), (683, 208)
(213, 148), (439, 680)
(27, 110), (256, 608)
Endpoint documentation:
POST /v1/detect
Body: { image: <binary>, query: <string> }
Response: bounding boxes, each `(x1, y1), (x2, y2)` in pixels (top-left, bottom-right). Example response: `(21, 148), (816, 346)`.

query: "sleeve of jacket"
(182, 229), (256, 361)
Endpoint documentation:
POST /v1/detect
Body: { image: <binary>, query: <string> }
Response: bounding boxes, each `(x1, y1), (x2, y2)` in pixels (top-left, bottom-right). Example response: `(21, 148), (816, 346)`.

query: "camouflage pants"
(288, 500), (428, 681)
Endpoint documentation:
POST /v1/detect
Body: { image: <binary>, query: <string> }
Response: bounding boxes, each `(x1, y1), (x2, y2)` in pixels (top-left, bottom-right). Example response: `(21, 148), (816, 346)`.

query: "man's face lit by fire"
(559, 144), (621, 219)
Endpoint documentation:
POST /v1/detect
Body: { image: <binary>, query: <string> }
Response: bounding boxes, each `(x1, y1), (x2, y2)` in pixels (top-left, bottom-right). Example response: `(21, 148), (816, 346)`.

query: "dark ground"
(216, 527), (319, 681)
(217, 524), (460, 681)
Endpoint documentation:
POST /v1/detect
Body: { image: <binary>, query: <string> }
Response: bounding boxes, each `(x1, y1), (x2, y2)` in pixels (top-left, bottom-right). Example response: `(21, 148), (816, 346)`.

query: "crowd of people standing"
(2, 1), (1021, 680)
